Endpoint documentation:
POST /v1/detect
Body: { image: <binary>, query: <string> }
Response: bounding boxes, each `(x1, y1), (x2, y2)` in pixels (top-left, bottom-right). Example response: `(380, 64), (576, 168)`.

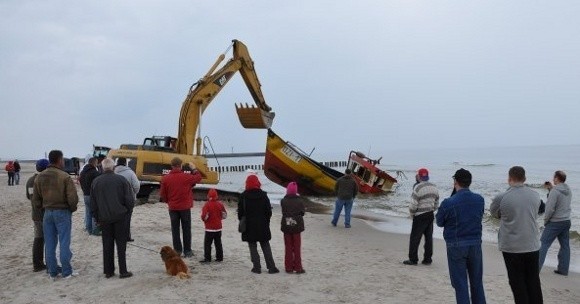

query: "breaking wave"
(452, 162), (497, 167)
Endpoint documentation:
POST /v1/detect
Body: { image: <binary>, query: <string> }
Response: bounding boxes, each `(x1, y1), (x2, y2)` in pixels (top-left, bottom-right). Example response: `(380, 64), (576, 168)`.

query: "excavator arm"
(176, 39), (275, 156)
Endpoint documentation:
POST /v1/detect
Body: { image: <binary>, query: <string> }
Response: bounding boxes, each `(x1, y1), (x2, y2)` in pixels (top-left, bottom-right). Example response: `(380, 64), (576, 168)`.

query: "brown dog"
(160, 246), (191, 279)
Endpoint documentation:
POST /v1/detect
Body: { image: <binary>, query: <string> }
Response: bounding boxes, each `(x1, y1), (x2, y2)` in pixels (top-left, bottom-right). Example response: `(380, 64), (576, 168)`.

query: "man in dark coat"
(79, 157), (101, 235)
(331, 169), (359, 228)
(26, 159), (50, 272)
(90, 158), (134, 279)
(238, 174), (279, 274)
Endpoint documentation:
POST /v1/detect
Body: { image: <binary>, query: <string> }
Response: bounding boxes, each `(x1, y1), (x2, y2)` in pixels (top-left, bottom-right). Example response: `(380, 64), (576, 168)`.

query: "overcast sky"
(1, 1), (579, 160)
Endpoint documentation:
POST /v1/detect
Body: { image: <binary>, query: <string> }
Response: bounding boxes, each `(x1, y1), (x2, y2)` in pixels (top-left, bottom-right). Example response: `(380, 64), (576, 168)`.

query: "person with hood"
(160, 157), (202, 258)
(79, 157), (101, 235)
(404, 168), (439, 266)
(14, 160), (21, 185)
(90, 158), (135, 279)
(26, 159), (50, 272)
(280, 182), (306, 274)
(200, 188), (227, 263)
(331, 169), (359, 228)
(539, 170), (572, 276)
(114, 157), (140, 242)
(5, 161), (15, 186)
(238, 174), (279, 274)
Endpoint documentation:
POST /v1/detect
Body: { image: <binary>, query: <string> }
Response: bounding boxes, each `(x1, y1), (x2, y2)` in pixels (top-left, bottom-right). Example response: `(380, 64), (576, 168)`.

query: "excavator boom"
(176, 39), (275, 156)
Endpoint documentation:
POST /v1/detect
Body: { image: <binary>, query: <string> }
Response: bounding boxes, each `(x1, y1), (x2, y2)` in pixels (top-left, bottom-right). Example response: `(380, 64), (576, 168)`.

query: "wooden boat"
(264, 129), (344, 196)
(347, 151), (397, 193)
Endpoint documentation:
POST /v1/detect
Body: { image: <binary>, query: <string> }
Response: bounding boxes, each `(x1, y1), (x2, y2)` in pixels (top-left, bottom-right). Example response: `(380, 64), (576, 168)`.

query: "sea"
(207, 144), (580, 272)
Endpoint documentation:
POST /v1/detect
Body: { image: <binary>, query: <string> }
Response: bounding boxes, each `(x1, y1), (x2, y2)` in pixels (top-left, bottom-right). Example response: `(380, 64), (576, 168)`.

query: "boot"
(33, 237), (46, 272)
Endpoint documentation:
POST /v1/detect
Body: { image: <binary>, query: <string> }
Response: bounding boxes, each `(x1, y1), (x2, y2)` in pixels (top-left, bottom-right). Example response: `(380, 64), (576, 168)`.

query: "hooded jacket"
(238, 188), (272, 242)
(114, 165), (140, 198)
(544, 183), (572, 224)
(5, 161), (15, 173)
(79, 164), (100, 195)
(32, 166), (79, 212)
(201, 190), (227, 231)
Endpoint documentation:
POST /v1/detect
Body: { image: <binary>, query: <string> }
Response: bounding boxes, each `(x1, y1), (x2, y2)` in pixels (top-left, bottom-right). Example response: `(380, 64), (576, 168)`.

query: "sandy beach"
(1, 169), (579, 304)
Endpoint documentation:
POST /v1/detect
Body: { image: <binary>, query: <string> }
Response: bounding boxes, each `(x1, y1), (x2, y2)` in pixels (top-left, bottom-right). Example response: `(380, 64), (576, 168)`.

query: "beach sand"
(1, 170), (579, 304)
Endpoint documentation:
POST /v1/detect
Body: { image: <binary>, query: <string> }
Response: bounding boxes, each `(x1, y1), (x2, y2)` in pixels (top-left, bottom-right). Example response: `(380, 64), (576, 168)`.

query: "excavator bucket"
(235, 103), (275, 129)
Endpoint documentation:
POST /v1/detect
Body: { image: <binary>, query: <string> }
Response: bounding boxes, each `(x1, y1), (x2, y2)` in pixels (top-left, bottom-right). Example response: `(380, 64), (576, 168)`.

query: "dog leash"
(127, 242), (158, 254)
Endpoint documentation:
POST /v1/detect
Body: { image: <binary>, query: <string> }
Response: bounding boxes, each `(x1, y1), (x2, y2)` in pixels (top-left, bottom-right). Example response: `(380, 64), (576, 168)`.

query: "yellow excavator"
(108, 39), (275, 200)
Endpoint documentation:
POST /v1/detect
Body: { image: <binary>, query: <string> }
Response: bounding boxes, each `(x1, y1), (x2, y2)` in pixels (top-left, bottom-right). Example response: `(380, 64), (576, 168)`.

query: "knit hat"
(207, 188), (218, 200)
(286, 182), (298, 196)
(36, 159), (49, 172)
(418, 168), (429, 181)
(245, 174), (261, 190)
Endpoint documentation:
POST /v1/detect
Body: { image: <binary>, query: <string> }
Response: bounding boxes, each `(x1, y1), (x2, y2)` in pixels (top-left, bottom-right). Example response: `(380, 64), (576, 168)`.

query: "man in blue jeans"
(331, 169), (358, 228)
(539, 170), (572, 276)
(79, 157), (100, 235)
(32, 150), (79, 280)
(436, 168), (486, 304)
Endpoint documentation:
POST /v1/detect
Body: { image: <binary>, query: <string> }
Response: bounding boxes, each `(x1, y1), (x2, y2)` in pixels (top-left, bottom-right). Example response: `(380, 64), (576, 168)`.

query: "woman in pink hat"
(280, 182), (306, 274)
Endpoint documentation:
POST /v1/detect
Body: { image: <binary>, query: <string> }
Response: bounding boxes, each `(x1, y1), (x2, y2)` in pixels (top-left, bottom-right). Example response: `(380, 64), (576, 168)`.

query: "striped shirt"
(410, 181), (440, 216)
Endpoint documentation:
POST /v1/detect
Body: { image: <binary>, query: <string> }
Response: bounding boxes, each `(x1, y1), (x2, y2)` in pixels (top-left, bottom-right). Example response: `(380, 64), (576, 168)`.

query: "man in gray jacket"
(91, 158), (135, 279)
(115, 157), (140, 242)
(490, 166), (543, 304)
(331, 169), (359, 228)
(539, 170), (572, 276)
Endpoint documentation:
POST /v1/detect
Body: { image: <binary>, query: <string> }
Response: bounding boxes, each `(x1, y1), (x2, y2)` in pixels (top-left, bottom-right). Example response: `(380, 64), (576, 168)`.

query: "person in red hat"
(280, 182), (306, 274)
(199, 189), (227, 263)
(403, 168), (439, 266)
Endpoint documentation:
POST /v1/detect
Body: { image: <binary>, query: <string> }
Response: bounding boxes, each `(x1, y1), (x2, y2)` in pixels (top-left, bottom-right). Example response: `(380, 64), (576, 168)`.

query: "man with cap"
(490, 166), (543, 303)
(26, 159), (49, 272)
(403, 168), (439, 266)
(331, 169), (359, 228)
(114, 157), (140, 242)
(436, 168), (486, 304)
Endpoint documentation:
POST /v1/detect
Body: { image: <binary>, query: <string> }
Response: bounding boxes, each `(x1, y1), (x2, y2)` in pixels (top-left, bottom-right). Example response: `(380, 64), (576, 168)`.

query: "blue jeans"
(539, 220), (571, 275)
(43, 209), (73, 277)
(84, 195), (97, 234)
(446, 244), (486, 304)
(332, 199), (353, 226)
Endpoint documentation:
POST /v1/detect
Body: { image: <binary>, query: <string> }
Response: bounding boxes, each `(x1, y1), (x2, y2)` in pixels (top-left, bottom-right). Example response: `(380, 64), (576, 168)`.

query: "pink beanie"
(286, 182), (298, 196)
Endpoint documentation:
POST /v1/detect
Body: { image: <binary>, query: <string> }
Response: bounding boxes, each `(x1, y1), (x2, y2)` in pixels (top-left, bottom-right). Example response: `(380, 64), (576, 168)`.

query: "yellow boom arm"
(176, 39), (275, 155)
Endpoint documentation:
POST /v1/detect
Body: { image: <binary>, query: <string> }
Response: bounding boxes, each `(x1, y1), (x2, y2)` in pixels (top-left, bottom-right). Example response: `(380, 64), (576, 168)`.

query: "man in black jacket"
(79, 158), (100, 235)
(331, 169), (359, 228)
(90, 158), (135, 279)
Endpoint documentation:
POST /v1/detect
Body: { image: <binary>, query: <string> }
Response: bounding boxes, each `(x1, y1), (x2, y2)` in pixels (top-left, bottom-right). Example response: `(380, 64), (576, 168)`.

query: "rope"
(127, 242), (158, 254)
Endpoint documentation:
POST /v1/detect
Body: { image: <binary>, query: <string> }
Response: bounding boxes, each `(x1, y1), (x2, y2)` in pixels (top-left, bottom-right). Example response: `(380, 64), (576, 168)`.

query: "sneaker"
(183, 251), (194, 258)
(251, 268), (262, 274)
(554, 270), (568, 276)
(48, 274), (58, 282)
(403, 260), (418, 266)
(331, 221), (337, 227)
(63, 272), (79, 279)
(421, 260), (432, 265)
(345, 224), (351, 228)
(119, 272), (133, 279)
(268, 268), (280, 274)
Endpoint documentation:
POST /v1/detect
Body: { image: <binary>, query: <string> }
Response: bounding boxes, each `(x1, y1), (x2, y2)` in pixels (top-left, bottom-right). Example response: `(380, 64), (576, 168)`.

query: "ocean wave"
(452, 162), (497, 167)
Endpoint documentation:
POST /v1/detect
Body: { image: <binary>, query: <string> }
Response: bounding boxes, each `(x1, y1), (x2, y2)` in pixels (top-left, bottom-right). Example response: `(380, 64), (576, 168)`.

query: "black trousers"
(169, 210), (191, 254)
(101, 218), (129, 275)
(7, 172), (14, 185)
(248, 241), (276, 271)
(204, 231), (223, 261)
(127, 209), (133, 239)
(408, 211), (434, 263)
(502, 251), (543, 304)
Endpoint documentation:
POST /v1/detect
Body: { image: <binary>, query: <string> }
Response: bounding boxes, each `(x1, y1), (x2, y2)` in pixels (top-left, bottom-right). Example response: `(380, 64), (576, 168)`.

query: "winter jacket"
(544, 183), (572, 224)
(160, 168), (202, 211)
(79, 164), (100, 195)
(90, 171), (134, 224)
(280, 194), (306, 234)
(410, 181), (440, 217)
(201, 199), (227, 231)
(13, 161), (21, 172)
(26, 174), (44, 221)
(436, 188), (484, 247)
(114, 165), (140, 198)
(32, 166), (78, 212)
(335, 175), (358, 200)
(5, 162), (15, 172)
(238, 188), (272, 242)
(490, 184), (541, 253)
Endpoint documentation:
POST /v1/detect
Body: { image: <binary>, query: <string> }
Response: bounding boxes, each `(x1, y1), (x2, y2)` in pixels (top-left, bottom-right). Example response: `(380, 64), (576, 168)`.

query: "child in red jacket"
(200, 189), (227, 263)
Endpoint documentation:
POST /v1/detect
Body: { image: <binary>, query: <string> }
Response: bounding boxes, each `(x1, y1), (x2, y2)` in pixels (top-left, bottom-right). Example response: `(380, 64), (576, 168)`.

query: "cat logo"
(213, 72), (234, 87)
(218, 75), (227, 86)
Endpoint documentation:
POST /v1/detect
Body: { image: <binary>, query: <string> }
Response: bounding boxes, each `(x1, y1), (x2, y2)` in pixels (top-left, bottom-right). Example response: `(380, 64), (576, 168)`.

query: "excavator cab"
(143, 136), (177, 152)
(235, 103), (275, 129)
